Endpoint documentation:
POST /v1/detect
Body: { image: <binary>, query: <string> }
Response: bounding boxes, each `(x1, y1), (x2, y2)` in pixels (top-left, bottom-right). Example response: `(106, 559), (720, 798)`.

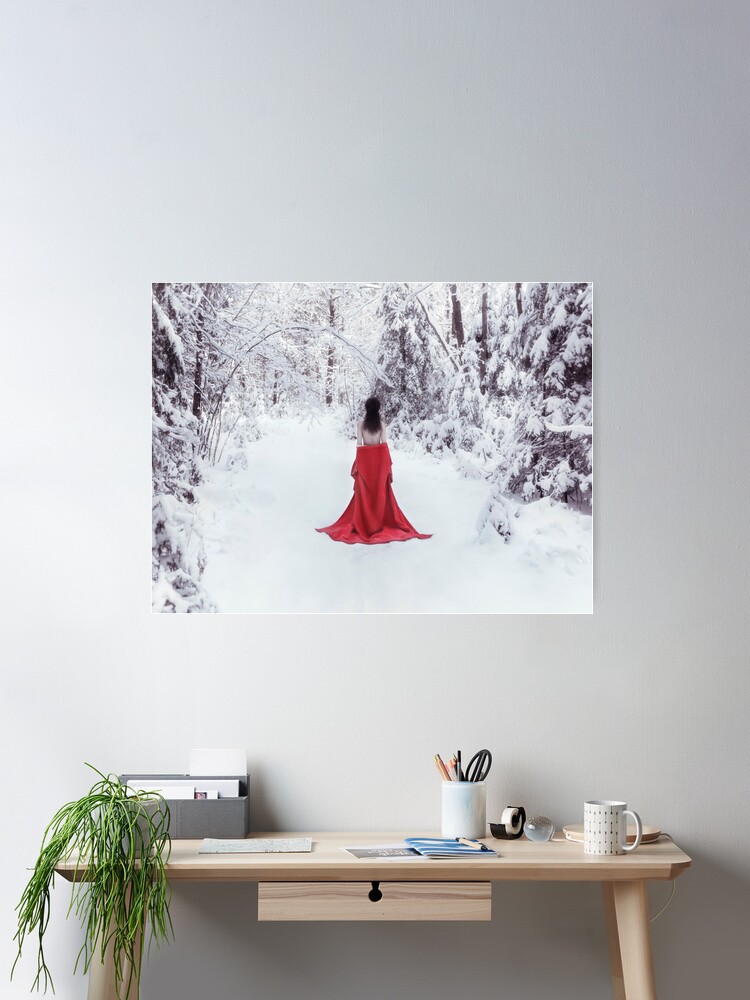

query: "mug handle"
(622, 809), (642, 852)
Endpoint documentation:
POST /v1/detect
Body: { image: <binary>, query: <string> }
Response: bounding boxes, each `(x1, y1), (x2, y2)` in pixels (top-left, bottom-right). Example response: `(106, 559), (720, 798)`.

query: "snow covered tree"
(445, 336), (484, 454)
(476, 483), (519, 543)
(152, 283), (216, 612)
(371, 282), (444, 435)
(492, 282), (592, 502)
(536, 282), (593, 500)
(152, 283), (200, 500)
(484, 284), (515, 403)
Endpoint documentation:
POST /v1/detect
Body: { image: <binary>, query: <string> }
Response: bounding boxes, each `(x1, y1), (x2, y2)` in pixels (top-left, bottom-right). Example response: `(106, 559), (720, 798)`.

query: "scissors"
(463, 749), (492, 783)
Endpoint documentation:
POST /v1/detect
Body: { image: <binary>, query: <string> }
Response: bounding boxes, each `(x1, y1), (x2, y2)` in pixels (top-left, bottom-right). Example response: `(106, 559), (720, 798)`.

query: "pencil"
(434, 754), (451, 781)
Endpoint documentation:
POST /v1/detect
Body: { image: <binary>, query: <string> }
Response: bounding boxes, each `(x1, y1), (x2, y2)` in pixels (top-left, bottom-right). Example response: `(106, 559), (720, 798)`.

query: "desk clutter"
(121, 748), (250, 839)
(119, 747), (653, 856)
(432, 750), (655, 854)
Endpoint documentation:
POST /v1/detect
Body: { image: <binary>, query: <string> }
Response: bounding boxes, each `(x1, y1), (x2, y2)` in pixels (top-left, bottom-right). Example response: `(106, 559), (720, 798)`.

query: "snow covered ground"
(196, 415), (592, 613)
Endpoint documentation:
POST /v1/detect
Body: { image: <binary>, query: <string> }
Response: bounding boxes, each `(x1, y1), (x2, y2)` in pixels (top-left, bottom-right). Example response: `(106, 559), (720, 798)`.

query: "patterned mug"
(584, 800), (643, 855)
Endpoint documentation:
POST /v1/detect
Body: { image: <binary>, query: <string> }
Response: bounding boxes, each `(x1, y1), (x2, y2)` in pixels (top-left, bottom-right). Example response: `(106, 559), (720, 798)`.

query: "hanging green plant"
(12, 763), (173, 998)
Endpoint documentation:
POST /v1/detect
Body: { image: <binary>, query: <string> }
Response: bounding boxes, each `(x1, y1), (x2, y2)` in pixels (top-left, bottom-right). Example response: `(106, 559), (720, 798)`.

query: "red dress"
(316, 442), (432, 544)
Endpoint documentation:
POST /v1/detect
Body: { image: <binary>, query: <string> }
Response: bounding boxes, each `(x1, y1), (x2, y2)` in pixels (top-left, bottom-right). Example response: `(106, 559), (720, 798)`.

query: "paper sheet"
(199, 838), (312, 854)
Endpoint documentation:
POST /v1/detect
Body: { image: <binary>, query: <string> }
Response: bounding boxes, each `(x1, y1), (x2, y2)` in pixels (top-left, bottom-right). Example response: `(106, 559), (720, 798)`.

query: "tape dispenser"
(490, 805), (526, 840)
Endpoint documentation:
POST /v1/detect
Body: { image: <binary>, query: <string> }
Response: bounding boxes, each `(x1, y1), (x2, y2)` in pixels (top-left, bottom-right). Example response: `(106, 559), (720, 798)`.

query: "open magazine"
(342, 839), (498, 859)
(342, 843), (421, 859)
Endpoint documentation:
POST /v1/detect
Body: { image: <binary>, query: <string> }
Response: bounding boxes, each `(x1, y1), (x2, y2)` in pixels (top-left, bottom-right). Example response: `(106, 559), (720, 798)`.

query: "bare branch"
(231, 283), (261, 320)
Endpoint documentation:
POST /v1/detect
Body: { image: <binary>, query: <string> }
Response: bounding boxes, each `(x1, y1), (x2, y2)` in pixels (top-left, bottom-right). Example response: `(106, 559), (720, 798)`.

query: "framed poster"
(152, 282), (592, 613)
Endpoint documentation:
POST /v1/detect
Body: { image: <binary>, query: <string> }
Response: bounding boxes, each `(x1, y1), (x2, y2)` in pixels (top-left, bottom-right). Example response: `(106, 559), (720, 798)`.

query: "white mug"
(441, 781), (486, 839)
(584, 800), (642, 855)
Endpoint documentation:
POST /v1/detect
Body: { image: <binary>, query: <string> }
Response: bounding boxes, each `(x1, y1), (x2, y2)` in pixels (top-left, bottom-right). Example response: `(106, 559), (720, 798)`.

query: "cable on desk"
(649, 881), (676, 922)
(650, 833), (677, 923)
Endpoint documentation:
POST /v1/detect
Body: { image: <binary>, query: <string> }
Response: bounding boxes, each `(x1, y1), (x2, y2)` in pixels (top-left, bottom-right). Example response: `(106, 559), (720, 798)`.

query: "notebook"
(404, 838), (498, 858)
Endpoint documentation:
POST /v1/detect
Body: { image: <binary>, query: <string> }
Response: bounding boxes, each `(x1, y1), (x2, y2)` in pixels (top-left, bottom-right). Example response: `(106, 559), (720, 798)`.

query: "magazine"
(342, 843), (421, 859)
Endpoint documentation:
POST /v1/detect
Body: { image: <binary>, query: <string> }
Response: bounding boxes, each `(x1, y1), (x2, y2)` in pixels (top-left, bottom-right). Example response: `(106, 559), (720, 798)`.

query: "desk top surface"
(55, 831), (691, 883)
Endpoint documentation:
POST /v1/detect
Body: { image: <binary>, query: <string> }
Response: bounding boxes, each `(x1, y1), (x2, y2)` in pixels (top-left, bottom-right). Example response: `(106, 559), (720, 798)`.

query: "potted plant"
(12, 764), (174, 998)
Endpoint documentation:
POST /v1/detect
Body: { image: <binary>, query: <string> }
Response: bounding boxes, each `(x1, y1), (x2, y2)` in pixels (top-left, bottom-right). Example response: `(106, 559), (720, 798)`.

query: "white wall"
(2, 2), (748, 998)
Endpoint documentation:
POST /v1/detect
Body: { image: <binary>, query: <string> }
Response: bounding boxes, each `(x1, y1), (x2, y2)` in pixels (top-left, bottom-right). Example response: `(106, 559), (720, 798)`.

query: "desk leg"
(87, 928), (142, 1000)
(611, 881), (657, 1000)
(602, 883), (626, 1000)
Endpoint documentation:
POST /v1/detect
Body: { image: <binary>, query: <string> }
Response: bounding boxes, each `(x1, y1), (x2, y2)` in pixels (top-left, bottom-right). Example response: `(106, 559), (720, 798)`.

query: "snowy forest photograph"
(152, 281), (593, 613)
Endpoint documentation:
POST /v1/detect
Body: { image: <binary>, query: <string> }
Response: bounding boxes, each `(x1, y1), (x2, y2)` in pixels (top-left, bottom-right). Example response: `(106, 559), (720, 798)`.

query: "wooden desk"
(56, 831), (691, 1000)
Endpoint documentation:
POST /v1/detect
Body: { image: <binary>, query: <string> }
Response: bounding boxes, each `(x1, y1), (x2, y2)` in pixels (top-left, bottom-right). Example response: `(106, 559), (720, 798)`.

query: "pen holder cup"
(441, 781), (487, 840)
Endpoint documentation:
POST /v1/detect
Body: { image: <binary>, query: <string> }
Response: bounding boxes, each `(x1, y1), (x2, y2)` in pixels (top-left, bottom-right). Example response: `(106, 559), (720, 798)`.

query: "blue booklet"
(404, 838), (498, 858)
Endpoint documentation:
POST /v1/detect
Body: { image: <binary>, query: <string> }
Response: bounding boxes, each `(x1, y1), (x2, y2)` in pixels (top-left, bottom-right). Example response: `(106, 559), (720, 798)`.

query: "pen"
(456, 838), (485, 849)
(457, 750), (463, 782)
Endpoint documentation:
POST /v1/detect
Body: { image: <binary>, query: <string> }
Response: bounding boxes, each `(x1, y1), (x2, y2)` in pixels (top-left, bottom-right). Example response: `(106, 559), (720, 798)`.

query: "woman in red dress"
(316, 397), (432, 544)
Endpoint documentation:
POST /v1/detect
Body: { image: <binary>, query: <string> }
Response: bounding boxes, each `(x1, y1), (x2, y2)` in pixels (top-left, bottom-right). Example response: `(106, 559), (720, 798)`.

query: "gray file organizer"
(120, 774), (250, 840)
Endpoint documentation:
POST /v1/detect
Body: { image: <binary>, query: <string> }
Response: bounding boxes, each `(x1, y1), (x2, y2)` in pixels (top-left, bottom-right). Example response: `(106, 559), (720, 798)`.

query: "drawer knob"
(368, 881), (383, 903)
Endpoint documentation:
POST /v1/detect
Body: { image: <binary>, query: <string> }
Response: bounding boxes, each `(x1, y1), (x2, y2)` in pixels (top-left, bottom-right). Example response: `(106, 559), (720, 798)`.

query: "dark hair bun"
(362, 396), (382, 435)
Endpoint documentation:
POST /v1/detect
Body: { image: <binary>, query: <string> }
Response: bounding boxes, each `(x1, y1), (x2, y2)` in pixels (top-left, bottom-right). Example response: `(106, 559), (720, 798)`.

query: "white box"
(189, 748), (246, 776)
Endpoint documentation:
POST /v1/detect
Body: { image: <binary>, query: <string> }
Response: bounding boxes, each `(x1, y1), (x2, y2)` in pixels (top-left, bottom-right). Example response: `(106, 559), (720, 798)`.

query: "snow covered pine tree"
(371, 282), (443, 437)
(152, 283), (216, 612)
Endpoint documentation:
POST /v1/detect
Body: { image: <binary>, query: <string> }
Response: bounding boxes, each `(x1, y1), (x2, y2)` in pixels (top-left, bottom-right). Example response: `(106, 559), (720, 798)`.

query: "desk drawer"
(257, 881), (491, 921)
